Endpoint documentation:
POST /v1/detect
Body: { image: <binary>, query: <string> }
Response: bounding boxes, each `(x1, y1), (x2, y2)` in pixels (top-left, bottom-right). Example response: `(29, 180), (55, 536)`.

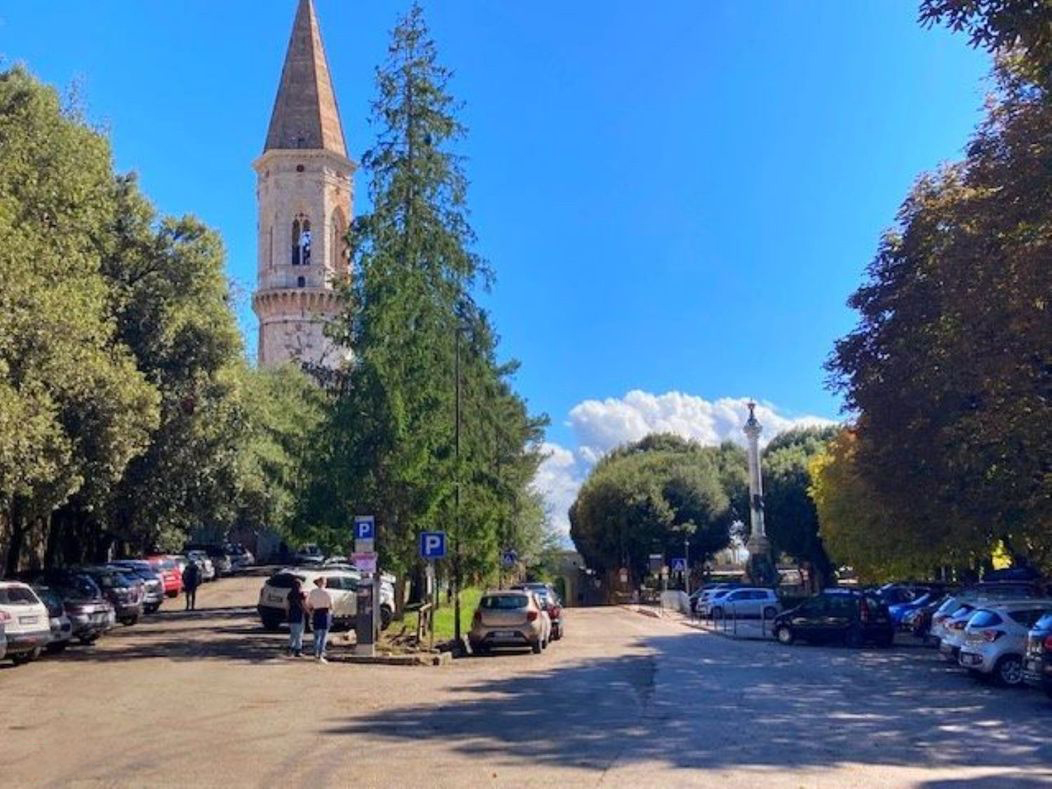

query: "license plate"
(19, 615), (38, 625)
(493, 630), (517, 638)
(960, 653), (980, 666)
(268, 594), (285, 604)
(1028, 659), (1041, 673)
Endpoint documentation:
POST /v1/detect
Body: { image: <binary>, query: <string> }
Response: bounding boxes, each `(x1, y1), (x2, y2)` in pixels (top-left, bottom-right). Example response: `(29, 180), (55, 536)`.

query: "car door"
(329, 574), (358, 620)
(791, 598), (826, 638)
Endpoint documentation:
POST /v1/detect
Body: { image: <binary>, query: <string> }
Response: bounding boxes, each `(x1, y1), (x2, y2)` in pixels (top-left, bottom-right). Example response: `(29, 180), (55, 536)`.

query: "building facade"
(252, 0), (354, 368)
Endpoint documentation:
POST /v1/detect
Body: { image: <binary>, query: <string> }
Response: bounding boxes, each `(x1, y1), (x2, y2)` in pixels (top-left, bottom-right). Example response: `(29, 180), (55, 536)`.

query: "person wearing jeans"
(307, 576), (333, 663)
(286, 578), (307, 657)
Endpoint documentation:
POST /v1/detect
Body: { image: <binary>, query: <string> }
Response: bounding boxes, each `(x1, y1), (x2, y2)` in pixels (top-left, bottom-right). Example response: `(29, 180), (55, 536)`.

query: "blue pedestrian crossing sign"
(670, 557), (687, 572)
(501, 550), (518, 568)
(420, 531), (447, 559)
(354, 515), (375, 540)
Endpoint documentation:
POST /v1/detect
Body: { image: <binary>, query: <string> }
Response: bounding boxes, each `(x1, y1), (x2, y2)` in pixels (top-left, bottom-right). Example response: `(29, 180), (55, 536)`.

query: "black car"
(773, 589), (894, 647)
(109, 561), (165, 613)
(23, 569), (116, 644)
(79, 567), (144, 626)
(1023, 611), (1052, 699)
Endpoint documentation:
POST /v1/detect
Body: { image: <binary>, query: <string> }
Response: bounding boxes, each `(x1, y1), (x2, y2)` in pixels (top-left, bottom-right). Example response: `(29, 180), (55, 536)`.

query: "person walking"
(287, 578), (307, 658)
(183, 560), (201, 612)
(307, 576), (333, 663)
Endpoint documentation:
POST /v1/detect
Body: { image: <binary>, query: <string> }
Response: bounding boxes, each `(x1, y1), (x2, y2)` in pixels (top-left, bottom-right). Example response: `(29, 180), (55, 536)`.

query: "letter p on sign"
(420, 531), (446, 559)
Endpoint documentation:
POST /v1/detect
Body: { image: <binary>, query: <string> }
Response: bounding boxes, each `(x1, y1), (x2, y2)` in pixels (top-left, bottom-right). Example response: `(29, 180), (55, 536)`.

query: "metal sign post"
(420, 532), (446, 649)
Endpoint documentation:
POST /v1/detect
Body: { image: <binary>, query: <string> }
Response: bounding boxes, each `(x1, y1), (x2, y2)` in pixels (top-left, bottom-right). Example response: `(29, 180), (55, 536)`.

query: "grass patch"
(395, 587), (484, 644)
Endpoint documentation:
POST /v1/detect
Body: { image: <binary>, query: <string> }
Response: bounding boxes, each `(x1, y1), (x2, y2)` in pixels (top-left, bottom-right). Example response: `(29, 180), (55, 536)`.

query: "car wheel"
(78, 634), (99, 646)
(531, 640), (542, 654)
(763, 606), (778, 620)
(845, 628), (863, 648)
(775, 625), (794, 645)
(995, 655), (1024, 687)
(380, 605), (393, 631)
(876, 632), (894, 648)
(46, 642), (68, 655)
(121, 615), (138, 627)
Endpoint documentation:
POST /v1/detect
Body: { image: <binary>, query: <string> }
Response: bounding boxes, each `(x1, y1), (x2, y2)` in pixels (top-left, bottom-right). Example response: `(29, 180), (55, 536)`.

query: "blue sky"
(2, 1), (990, 530)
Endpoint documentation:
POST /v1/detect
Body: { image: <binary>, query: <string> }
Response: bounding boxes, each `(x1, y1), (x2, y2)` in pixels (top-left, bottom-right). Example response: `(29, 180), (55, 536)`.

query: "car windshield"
(0, 586), (40, 605)
(968, 610), (1001, 628)
(481, 594), (528, 610)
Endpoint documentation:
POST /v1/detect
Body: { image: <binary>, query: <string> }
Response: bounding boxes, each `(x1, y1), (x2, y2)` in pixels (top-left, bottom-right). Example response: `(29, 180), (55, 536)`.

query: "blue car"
(888, 592), (934, 627)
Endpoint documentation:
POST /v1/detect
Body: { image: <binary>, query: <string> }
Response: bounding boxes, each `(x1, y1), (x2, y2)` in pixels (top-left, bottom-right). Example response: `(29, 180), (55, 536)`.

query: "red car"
(145, 555), (183, 598)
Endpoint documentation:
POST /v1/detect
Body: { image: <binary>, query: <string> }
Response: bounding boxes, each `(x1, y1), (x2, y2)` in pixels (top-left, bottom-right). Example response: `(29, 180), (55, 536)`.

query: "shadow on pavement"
(322, 630), (1052, 775)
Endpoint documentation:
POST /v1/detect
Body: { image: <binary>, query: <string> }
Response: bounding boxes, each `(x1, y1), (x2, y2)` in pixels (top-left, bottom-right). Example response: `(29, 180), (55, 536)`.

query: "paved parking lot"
(3, 575), (1051, 787)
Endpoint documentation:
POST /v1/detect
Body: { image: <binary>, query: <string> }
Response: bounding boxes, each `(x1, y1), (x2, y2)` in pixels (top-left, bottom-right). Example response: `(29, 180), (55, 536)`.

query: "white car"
(958, 601), (1052, 686)
(0, 622), (6, 661)
(257, 568), (394, 631)
(0, 581), (52, 665)
(186, 551), (216, 582)
(706, 587), (781, 619)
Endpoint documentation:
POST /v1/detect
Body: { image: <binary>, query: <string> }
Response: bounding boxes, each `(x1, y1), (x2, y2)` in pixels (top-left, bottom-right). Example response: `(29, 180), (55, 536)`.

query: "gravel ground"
(2, 575), (1050, 788)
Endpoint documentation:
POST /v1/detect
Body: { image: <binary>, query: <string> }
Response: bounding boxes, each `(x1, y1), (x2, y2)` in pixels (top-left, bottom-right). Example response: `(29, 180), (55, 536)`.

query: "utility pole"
(453, 324), (463, 644)
(684, 535), (690, 596)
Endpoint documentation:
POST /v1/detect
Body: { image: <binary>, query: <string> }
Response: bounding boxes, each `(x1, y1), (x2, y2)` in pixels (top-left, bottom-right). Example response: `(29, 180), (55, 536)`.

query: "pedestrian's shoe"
(318, 656), (328, 664)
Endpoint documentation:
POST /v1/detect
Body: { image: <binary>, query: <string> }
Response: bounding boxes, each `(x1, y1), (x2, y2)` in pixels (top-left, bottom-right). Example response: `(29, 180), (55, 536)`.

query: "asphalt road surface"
(3, 575), (1051, 787)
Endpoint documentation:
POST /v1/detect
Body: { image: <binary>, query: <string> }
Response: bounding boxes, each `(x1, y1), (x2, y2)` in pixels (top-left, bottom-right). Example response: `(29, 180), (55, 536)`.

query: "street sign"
(353, 515), (375, 540)
(352, 552), (377, 573)
(419, 531), (447, 559)
(354, 537), (374, 555)
(501, 549), (518, 568)
(670, 557), (687, 572)
(648, 553), (663, 573)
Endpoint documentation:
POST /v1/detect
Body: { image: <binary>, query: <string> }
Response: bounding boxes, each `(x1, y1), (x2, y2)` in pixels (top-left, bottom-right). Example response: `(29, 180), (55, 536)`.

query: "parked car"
(109, 561), (166, 613)
(80, 567), (144, 626)
(31, 585), (74, 654)
(257, 568), (393, 631)
(0, 621), (6, 661)
(888, 591), (937, 627)
(511, 583), (564, 640)
(773, 589), (894, 647)
(186, 551), (217, 582)
(145, 555), (183, 598)
(937, 604), (980, 662)
(469, 590), (551, 655)
(292, 544), (325, 566)
(957, 601), (1052, 686)
(224, 544), (254, 572)
(708, 587), (780, 620)
(185, 544), (233, 576)
(31, 570), (115, 644)
(1023, 611), (1052, 698)
(903, 594), (949, 638)
(0, 581), (52, 665)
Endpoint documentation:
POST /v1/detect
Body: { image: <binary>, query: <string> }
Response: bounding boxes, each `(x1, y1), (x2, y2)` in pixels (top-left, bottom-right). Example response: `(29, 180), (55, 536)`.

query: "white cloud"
(532, 391), (835, 544)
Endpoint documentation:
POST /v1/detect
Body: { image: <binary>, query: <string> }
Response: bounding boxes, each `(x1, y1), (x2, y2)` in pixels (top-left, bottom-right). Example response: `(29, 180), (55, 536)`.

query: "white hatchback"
(0, 581), (51, 665)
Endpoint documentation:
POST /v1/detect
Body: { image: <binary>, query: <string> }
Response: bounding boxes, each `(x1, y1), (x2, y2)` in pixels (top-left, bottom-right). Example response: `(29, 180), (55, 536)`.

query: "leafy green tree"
(762, 426), (838, 591)
(569, 434), (735, 588)
(0, 67), (158, 573)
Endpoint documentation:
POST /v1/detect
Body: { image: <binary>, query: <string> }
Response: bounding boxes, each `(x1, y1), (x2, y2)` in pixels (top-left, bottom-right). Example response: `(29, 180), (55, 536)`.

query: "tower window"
(297, 276), (306, 288)
(291, 216), (311, 265)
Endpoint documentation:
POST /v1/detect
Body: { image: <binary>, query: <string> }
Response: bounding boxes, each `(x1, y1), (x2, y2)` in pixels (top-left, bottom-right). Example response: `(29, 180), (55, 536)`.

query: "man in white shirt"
(307, 576), (333, 663)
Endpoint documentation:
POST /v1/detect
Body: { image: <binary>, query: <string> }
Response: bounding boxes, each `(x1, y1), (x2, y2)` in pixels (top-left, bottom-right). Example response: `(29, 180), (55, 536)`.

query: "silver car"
(707, 587), (781, 619)
(958, 601), (1052, 686)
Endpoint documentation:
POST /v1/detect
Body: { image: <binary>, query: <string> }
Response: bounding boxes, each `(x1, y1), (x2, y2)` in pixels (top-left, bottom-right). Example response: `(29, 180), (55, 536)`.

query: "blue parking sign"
(670, 557), (687, 572)
(420, 531), (446, 559)
(354, 515), (375, 540)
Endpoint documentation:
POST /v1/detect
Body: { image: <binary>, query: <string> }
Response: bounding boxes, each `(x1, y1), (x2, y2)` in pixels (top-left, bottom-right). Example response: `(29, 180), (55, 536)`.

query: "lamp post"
(683, 535), (690, 596)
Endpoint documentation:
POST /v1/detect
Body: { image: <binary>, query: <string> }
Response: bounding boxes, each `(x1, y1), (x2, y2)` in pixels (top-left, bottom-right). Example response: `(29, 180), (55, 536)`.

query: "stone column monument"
(743, 401), (779, 586)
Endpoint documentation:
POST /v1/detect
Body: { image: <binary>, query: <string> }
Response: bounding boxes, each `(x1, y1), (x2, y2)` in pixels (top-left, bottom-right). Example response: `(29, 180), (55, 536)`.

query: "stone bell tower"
(252, 0), (354, 368)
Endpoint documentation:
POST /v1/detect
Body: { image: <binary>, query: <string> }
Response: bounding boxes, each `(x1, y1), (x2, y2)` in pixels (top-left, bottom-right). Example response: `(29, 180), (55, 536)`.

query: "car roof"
(976, 600), (1052, 612)
(0, 580), (32, 589)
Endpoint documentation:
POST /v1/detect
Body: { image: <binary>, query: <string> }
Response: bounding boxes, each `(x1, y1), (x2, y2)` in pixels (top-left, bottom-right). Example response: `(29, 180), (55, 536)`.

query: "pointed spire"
(264, 0), (347, 156)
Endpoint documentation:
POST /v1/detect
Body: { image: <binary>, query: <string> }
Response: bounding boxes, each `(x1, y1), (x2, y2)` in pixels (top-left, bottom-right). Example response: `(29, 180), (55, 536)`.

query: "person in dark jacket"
(287, 578), (307, 657)
(183, 560), (201, 611)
